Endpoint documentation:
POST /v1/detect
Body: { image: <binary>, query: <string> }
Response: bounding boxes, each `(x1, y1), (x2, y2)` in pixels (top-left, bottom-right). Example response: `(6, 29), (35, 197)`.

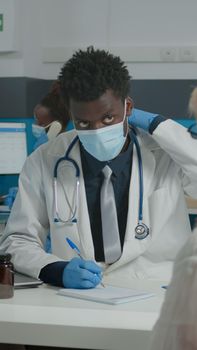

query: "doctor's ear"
(125, 97), (133, 116)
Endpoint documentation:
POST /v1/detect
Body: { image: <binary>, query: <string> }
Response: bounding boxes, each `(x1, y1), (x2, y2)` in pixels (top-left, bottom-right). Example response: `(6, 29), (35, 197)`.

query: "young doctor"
(1, 47), (197, 290)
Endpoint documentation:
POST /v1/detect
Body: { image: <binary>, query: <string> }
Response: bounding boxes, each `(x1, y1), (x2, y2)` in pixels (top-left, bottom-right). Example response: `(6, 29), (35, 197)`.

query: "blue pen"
(66, 237), (105, 287)
(66, 237), (82, 258)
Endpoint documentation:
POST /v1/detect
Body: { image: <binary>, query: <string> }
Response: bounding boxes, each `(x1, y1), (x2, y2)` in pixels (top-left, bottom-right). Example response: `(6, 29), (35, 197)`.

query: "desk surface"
(0, 279), (165, 349)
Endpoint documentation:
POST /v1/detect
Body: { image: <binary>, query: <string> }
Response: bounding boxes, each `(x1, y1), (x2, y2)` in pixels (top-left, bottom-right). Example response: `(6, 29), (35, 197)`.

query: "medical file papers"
(58, 285), (155, 305)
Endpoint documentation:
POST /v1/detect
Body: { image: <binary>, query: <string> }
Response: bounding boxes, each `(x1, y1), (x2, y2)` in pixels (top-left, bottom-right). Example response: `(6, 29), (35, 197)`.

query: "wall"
(0, 77), (53, 118)
(0, 1), (197, 119)
(1, 77), (197, 119)
(1, 0), (197, 79)
(0, 2), (197, 122)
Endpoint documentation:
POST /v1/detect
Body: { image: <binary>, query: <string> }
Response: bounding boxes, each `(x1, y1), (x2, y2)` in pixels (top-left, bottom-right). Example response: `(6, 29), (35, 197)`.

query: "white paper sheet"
(58, 285), (155, 305)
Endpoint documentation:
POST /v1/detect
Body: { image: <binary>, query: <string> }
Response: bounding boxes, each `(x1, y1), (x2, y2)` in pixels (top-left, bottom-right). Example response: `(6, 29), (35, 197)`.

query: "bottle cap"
(0, 253), (12, 263)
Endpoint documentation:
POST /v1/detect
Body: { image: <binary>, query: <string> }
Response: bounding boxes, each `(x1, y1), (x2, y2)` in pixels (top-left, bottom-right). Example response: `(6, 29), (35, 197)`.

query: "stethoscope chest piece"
(135, 223), (149, 240)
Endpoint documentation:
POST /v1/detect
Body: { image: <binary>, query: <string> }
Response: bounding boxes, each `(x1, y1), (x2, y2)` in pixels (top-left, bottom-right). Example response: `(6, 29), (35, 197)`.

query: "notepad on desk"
(58, 285), (155, 305)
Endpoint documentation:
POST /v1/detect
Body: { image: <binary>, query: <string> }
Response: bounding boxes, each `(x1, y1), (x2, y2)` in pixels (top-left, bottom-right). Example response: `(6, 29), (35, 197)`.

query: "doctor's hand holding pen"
(63, 238), (104, 289)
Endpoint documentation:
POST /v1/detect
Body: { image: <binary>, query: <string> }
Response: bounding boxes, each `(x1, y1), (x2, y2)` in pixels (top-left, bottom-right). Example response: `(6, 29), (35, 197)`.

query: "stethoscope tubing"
(132, 132), (144, 222)
(53, 136), (79, 223)
(53, 136), (80, 179)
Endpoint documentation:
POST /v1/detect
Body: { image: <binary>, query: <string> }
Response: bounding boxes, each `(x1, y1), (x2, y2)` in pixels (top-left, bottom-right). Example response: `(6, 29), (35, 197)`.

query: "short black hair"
(59, 46), (131, 107)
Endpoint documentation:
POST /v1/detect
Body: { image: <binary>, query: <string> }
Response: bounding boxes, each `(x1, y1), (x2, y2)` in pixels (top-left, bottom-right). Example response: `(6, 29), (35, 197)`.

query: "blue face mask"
(32, 124), (46, 139)
(32, 120), (54, 139)
(76, 103), (127, 161)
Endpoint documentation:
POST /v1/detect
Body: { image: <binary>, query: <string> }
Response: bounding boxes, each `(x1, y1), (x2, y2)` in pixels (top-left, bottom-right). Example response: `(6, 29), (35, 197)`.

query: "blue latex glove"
(33, 133), (48, 150)
(63, 257), (102, 289)
(188, 123), (197, 139)
(4, 187), (18, 209)
(66, 120), (74, 131)
(128, 108), (159, 131)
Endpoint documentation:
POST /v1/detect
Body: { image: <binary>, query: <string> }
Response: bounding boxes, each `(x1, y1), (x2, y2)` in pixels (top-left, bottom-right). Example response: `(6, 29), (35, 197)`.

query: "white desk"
(0, 279), (165, 349)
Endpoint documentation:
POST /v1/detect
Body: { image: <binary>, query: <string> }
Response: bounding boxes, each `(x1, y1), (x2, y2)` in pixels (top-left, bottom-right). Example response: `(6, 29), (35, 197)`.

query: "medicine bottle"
(0, 253), (14, 298)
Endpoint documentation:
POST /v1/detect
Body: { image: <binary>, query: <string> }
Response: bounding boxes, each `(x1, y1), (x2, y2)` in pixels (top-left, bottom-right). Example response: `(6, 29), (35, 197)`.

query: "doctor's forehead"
(69, 90), (123, 121)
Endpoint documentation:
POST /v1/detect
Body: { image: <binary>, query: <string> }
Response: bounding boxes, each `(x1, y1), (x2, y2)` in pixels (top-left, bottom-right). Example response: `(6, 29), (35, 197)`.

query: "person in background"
(4, 81), (72, 254)
(5, 80), (72, 210)
(150, 229), (197, 350)
(32, 80), (72, 150)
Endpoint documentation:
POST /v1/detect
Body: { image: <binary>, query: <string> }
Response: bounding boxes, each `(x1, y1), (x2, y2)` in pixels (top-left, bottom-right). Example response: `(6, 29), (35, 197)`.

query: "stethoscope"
(53, 130), (149, 240)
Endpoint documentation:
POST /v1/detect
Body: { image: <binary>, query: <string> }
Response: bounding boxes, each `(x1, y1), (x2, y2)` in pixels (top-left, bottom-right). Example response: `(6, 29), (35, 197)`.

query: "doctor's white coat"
(1, 119), (197, 283)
